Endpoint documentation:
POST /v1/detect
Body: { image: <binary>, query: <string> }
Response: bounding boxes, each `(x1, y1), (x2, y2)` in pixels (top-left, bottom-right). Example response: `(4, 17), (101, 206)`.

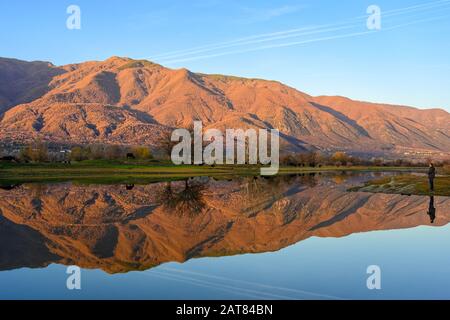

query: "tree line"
(1, 140), (448, 170)
(280, 151), (449, 168)
(14, 140), (152, 162)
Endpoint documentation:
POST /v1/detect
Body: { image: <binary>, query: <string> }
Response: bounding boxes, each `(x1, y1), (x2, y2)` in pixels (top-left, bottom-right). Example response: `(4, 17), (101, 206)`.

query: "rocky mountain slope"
(0, 56), (449, 156)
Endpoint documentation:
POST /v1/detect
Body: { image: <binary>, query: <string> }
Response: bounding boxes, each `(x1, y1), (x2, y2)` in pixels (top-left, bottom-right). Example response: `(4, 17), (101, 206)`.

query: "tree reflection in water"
(156, 178), (207, 217)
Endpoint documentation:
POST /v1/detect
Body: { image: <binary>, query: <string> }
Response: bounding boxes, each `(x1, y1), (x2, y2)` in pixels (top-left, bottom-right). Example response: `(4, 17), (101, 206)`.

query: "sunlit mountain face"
(1, 57), (449, 157)
(1, 172), (448, 274)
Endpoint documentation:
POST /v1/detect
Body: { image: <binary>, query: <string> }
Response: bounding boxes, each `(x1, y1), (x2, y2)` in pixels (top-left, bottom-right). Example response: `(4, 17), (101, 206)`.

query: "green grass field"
(0, 160), (431, 186)
(350, 174), (450, 196)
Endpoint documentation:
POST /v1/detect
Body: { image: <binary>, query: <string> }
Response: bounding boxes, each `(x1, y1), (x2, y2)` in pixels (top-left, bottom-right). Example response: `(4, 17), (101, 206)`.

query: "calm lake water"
(0, 172), (449, 300)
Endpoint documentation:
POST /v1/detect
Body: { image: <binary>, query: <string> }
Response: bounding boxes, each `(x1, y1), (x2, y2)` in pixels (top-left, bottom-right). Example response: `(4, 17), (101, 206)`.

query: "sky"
(1, 0), (449, 111)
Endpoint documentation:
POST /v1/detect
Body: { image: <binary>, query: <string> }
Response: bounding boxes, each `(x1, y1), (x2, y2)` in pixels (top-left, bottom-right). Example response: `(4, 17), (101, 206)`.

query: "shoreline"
(0, 161), (432, 186)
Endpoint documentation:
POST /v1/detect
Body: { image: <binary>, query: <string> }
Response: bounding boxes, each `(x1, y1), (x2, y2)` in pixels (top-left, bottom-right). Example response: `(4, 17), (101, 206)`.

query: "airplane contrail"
(148, 269), (300, 299)
(158, 12), (450, 65)
(149, 0), (450, 62)
(160, 267), (345, 300)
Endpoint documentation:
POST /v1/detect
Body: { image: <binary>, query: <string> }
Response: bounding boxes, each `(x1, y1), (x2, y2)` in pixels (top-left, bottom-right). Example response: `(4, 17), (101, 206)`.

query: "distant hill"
(0, 56), (449, 157)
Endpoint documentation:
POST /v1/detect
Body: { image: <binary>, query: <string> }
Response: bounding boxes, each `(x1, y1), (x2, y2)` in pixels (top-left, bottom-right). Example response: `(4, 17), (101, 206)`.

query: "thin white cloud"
(238, 4), (305, 24)
(265, 5), (305, 19)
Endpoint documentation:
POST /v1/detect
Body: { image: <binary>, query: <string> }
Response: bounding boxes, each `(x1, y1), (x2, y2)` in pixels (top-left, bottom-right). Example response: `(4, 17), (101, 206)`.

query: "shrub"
(132, 146), (152, 160)
(70, 146), (88, 161)
(442, 165), (450, 175)
(19, 140), (48, 162)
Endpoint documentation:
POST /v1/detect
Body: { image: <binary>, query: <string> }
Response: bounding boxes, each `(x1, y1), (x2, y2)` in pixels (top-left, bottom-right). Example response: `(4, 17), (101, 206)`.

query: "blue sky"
(1, 0), (449, 111)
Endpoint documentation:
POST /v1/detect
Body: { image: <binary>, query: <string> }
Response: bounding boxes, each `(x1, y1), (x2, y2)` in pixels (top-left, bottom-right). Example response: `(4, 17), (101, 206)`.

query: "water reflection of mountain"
(0, 174), (449, 274)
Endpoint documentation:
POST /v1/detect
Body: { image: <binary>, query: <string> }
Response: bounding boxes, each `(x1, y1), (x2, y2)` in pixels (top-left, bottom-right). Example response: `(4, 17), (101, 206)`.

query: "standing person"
(428, 162), (436, 192)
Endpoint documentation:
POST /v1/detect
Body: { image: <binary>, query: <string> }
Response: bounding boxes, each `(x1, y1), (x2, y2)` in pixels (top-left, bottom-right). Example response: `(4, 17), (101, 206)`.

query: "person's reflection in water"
(427, 196), (436, 224)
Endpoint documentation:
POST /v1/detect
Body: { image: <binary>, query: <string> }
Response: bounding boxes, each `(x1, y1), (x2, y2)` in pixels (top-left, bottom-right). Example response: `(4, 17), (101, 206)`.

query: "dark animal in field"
(126, 153), (136, 159)
(0, 156), (18, 162)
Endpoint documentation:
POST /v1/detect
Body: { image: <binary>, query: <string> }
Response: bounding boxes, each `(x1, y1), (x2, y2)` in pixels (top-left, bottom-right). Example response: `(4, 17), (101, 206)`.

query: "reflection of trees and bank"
(0, 173), (449, 274)
(156, 179), (207, 217)
(0, 183), (22, 191)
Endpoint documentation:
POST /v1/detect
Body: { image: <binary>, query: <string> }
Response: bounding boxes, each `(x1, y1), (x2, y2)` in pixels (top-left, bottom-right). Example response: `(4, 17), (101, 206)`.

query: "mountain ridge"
(0, 56), (449, 157)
